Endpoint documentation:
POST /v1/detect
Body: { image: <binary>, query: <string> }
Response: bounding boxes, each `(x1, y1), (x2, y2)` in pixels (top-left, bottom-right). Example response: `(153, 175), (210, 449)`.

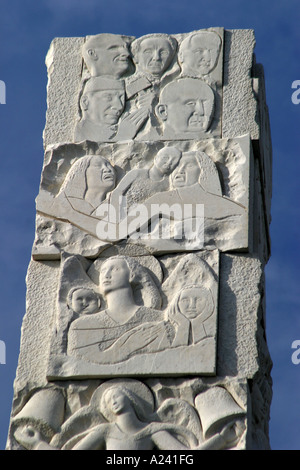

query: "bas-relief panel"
(10, 378), (247, 450)
(34, 135), (251, 258)
(73, 29), (224, 143)
(47, 250), (219, 378)
(7, 27), (271, 452)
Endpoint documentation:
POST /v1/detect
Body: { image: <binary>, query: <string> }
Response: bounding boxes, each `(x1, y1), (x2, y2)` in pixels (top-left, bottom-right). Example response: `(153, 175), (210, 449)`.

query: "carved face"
(171, 155), (200, 188)
(82, 89), (125, 125)
(180, 33), (221, 76)
(154, 148), (181, 175)
(71, 288), (100, 315)
(99, 258), (131, 295)
(85, 36), (130, 78)
(178, 287), (207, 320)
(157, 78), (215, 134)
(86, 157), (116, 192)
(134, 37), (174, 76)
(106, 387), (130, 415)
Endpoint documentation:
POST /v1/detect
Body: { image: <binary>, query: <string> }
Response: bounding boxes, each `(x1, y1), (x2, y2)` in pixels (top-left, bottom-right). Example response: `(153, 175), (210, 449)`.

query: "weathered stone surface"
(34, 135), (252, 257)
(7, 28), (273, 451)
(10, 378), (248, 450)
(46, 250), (219, 378)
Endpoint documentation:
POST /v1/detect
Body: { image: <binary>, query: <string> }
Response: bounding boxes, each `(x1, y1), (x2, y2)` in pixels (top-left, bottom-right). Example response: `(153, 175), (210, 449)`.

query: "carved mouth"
(174, 174), (185, 181)
(188, 118), (204, 127)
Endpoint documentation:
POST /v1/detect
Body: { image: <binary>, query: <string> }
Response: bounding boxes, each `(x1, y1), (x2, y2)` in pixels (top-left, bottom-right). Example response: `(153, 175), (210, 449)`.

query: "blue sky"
(0, 0), (299, 450)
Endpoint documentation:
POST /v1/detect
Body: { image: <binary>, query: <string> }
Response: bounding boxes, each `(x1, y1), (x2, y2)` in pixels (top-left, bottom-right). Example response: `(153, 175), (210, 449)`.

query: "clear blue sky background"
(0, 0), (299, 451)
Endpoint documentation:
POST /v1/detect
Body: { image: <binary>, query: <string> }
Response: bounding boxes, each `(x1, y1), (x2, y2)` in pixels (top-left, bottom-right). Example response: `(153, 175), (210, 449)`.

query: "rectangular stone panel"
(47, 250), (219, 379)
(43, 28), (224, 147)
(33, 135), (253, 259)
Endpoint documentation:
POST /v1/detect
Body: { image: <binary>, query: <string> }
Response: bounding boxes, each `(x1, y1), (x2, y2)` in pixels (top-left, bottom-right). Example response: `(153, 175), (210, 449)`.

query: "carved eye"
(160, 49), (169, 57)
(103, 94), (113, 102)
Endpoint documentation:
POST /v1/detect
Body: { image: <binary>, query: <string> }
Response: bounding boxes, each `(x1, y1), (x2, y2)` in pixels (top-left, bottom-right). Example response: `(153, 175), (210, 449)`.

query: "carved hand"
(114, 322), (167, 358)
(167, 311), (190, 347)
(116, 107), (149, 140)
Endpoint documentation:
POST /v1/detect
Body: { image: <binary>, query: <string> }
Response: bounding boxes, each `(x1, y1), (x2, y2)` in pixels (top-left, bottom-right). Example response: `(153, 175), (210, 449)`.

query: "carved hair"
(99, 255), (162, 309)
(59, 154), (115, 200)
(131, 33), (177, 60)
(100, 385), (148, 423)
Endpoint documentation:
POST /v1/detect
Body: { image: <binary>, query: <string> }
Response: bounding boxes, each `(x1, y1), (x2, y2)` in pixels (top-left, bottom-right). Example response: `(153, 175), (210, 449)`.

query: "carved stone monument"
(6, 28), (272, 451)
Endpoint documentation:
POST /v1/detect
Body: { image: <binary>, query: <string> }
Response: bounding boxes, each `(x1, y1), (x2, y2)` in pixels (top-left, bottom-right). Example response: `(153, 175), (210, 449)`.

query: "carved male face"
(71, 288), (100, 315)
(178, 287), (206, 320)
(86, 157), (116, 192)
(179, 32), (221, 77)
(154, 147), (181, 175)
(134, 37), (174, 77)
(171, 155), (201, 188)
(81, 86), (125, 126)
(99, 258), (131, 295)
(83, 34), (130, 78)
(156, 78), (215, 134)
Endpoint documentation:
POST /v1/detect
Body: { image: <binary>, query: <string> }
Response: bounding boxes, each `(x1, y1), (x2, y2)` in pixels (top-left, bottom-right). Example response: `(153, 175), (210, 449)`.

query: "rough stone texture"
(13, 260), (60, 391)
(43, 37), (84, 148)
(222, 29), (259, 139)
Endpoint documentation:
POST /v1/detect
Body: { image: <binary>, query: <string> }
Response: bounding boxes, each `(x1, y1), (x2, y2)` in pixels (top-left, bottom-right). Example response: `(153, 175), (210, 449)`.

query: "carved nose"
(151, 50), (160, 61)
(111, 96), (123, 110)
(195, 101), (204, 115)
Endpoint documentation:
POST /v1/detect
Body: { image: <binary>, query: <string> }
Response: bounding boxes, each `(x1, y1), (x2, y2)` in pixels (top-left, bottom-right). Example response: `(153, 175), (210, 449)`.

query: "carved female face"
(178, 287), (207, 320)
(99, 258), (131, 295)
(86, 157), (116, 192)
(106, 387), (131, 415)
(171, 155), (201, 188)
(71, 288), (100, 315)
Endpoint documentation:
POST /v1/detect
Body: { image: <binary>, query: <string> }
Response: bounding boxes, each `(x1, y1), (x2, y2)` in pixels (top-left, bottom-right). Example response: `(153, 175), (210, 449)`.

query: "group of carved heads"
(75, 30), (222, 141)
